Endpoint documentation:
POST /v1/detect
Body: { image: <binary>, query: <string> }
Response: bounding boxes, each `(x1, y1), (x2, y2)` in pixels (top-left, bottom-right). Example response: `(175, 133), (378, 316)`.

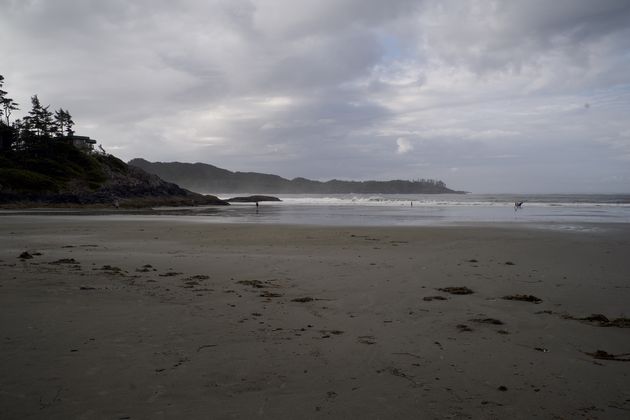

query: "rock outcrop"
(226, 195), (281, 203)
(0, 144), (228, 207)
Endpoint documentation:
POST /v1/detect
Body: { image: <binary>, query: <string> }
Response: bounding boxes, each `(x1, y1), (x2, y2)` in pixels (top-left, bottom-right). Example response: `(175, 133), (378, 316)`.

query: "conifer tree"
(0, 75), (19, 125)
(1, 75), (77, 151)
(2, 97), (19, 125)
(64, 109), (74, 136)
(54, 108), (66, 136)
(27, 95), (55, 137)
(53, 109), (75, 137)
(0, 74), (20, 151)
(0, 75), (6, 110)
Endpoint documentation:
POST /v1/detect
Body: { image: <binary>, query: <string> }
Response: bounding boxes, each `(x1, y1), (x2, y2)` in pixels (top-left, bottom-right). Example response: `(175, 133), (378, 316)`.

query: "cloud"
(396, 137), (413, 154)
(1, 0), (629, 192)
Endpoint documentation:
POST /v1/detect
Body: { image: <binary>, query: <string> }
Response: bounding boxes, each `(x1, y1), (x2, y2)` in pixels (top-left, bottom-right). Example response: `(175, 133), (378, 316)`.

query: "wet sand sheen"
(1, 217), (630, 419)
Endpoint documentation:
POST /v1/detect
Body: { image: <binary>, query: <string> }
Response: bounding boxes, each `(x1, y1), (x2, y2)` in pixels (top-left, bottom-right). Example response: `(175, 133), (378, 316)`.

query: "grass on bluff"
(0, 141), (127, 193)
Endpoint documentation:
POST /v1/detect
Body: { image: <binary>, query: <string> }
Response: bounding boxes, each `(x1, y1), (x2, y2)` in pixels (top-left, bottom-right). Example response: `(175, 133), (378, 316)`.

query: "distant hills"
(129, 158), (463, 194)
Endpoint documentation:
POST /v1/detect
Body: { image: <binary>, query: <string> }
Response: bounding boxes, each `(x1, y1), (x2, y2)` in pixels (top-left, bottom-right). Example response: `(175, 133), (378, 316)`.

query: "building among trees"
(0, 74), (99, 154)
(63, 135), (97, 152)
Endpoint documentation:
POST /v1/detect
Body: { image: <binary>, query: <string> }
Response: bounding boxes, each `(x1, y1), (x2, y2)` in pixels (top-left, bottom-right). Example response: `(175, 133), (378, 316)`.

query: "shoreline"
(1, 218), (629, 418)
(2, 209), (630, 231)
(3, 193), (630, 227)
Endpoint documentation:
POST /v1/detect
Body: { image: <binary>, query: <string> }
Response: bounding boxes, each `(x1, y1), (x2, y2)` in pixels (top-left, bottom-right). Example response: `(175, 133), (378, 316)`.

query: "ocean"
(178, 193), (630, 228)
(3, 193), (630, 228)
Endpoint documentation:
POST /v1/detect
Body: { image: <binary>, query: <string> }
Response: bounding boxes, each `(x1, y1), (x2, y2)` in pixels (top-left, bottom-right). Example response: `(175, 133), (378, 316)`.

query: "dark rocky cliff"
(0, 143), (227, 207)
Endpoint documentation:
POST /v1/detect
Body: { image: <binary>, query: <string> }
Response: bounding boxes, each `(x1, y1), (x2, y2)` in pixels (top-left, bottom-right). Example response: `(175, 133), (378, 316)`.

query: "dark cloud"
(1, 0), (629, 192)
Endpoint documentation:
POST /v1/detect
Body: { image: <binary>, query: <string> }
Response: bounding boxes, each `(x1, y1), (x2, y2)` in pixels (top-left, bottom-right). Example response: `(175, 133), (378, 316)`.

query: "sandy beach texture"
(1, 216), (629, 419)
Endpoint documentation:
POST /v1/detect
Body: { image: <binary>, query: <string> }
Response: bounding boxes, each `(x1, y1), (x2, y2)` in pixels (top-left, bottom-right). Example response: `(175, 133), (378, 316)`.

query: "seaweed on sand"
(502, 294), (542, 303)
(584, 350), (630, 362)
(438, 286), (474, 295)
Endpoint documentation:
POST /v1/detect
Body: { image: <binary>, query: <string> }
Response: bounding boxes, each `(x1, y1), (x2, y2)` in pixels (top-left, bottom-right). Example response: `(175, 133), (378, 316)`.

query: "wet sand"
(1, 216), (629, 419)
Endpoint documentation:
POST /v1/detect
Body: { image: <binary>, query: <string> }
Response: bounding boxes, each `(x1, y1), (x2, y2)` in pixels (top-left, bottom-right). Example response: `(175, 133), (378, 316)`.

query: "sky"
(2, 0), (630, 193)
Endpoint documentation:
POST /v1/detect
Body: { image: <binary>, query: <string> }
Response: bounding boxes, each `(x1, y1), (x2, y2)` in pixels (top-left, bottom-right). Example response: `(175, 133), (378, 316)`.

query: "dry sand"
(1, 216), (629, 419)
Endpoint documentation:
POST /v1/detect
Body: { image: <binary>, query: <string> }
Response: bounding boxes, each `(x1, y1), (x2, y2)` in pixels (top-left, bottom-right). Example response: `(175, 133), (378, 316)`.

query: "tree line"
(1, 74), (75, 152)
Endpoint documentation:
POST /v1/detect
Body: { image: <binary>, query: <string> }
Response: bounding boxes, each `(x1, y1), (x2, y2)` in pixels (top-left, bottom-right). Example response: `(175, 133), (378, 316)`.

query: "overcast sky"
(2, 0), (630, 193)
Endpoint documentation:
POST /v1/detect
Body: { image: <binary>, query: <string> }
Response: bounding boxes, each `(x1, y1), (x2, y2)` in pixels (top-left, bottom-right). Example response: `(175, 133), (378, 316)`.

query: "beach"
(1, 216), (629, 419)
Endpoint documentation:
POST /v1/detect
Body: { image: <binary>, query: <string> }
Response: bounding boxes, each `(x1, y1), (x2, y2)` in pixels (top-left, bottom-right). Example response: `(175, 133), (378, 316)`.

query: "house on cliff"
(60, 135), (97, 152)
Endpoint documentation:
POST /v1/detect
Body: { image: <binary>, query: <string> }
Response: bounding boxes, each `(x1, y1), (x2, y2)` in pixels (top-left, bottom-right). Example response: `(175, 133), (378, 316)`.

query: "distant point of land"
(129, 158), (464, 195)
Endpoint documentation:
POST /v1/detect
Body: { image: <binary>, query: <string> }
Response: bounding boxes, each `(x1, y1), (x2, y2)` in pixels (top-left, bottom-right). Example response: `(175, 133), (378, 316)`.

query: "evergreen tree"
(2, 97), (19, 125)
(64, 109), (75, 136)
(0, 75), (7, 113)
(26, 95), (43, 136)
(53, 108), (75, 137)
(0, 75), (19, 126)
(0, 75), (19, 151)
(28, 95), (55, 137)
(10, 118), (25, 150)
(54, 108), (66, 136)
(0, 75), (79, 151)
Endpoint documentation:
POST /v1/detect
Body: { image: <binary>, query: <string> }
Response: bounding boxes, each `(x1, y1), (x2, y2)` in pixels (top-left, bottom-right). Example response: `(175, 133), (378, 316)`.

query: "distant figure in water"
(255, 201), (259, 213)
(410, 201), (413, 207)
(514, 201), (524, 211)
